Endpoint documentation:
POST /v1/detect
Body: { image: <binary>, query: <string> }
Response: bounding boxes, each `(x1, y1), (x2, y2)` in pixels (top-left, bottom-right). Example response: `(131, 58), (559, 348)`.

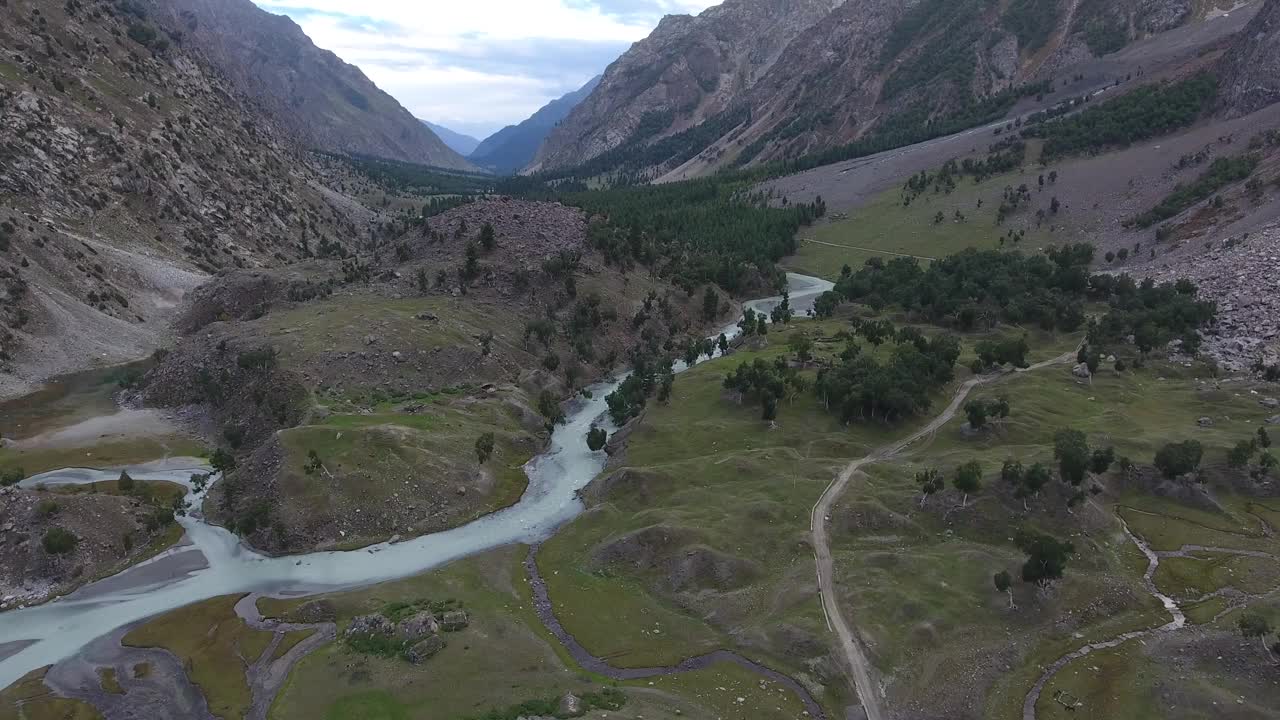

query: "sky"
(254, 0), (720, 141)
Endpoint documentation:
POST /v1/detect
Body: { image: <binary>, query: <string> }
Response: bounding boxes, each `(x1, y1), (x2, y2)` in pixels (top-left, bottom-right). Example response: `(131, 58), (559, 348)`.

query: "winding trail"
(811, 349), (1079, 720)
(522, 547), (827, 719)
(1020, 521), (1280, 718)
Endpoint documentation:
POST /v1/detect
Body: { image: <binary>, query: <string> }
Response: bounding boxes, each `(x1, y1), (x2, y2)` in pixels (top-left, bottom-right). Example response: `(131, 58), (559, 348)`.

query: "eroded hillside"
(0, 0), (383, 398)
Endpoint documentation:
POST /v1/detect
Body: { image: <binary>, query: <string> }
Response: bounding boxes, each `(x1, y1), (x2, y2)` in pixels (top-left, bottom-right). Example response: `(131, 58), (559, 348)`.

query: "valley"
(2, 0), (1280, 718)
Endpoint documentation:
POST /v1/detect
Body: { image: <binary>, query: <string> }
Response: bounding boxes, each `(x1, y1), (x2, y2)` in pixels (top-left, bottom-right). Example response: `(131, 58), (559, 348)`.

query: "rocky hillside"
(0, 0), (378, 398)
(531, 0), (1238, 179)
(1220, 0), (1280, 115)
(144, 0), (476, 171)
(528, 0), (837, 174)
(470, 75), (601, 175)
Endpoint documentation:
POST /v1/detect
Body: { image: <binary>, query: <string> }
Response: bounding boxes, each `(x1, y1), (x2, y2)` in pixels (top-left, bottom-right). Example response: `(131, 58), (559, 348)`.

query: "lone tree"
(953, 461), (983, 507)
(1053, 429), (1091, 486)
(1154, 440), (1204, 479)
(1017, 463), (1052, 510)
(478, 222), (496, 252)
(1238, 612), (1273, 656)
(916, 468), (944, 507)
(1016, 530), (1075, 586)
(475, 432), (495, 464)
(965, 400), (990, 430)
(118, 470), (135, 492)
(1089, 446), (1116, 475)
(210, 448), (237, 474)
(1229, 439), (1258, 469)
(790, 335), (814, 366)
(993, 569), (1015, 608)
(702, 286), (719, 321)
(586, 426), (608, 452)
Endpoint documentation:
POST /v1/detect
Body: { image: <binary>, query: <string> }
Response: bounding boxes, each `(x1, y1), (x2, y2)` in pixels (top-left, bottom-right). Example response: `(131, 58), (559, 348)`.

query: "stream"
(0, 273), (834, 692)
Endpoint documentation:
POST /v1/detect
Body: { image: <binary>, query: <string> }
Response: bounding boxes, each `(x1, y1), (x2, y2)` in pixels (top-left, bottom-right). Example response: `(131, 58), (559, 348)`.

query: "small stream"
(0, 274), (834, 692)
(1020, 515), (1186, 719)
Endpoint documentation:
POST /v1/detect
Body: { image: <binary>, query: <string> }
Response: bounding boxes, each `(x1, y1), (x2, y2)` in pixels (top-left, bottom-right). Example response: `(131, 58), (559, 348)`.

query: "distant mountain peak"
(420, 120), (482, 157)
(149, 0), (476, 171)
(469, 76), (602, 175)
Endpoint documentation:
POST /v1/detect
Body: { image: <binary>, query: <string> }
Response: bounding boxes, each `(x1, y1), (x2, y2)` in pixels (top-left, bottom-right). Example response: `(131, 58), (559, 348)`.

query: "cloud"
(255, 0), (718, 139)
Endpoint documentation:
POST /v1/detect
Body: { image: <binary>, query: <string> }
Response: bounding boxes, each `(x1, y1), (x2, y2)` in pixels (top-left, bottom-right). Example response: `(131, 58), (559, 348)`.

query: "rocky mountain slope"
(144, 0), (476, 171)
(421, 120), (480, 157)
(0, 0), (379, 398)
(529, 0), (837, 174)
(1219, 0), (1280, 114)
(471, 75), (601, 175)
(532, 0), (1243, 179)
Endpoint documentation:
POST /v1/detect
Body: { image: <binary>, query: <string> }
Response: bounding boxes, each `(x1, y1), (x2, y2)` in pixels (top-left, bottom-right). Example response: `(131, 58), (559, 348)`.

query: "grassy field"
(264, 385), (537, 550)
(784, 168), (1063, 280)
(123, 595), (274, 720)
(0, 435), (207, 477)
(811, 353), (1280, 719)
(0, 668), (102, 720)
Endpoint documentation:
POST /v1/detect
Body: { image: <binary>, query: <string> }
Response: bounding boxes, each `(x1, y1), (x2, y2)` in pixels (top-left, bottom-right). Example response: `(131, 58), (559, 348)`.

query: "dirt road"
(811, 350), (1078, 720)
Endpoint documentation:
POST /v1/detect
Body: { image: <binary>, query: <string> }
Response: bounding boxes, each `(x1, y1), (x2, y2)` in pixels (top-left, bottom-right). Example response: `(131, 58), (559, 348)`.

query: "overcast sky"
(253, 0), (719, 140)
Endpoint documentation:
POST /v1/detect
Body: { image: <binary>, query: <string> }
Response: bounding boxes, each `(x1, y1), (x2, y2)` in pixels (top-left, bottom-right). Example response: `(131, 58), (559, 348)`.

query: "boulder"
(288, 599), (336, 623)
(1071, 363), (1091, 379)
(345, 613), (393, 638)
(1261, 398), (1279, 410)
(394, 611), (440, 642)
(1197, 416), (1214, 427)
(1268, 415), (1280, 425)
(557, 692), (584, 717)
(440, 609), (469, 631)
(405, 634), (446, 664)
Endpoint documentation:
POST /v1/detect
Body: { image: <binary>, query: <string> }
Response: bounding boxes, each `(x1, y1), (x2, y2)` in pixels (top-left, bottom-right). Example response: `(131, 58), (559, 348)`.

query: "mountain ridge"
(469, 75), (602, 175)
(532, 0), (1244, 179)
(421, 120), (481, 157)
(145, 0), (477, 171)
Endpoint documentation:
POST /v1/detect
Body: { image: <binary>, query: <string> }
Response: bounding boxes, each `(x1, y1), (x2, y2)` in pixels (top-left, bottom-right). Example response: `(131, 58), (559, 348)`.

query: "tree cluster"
(814, 332), (960, 424)
(723, 356), (808, 422)
(1025, 73), (1218, 162)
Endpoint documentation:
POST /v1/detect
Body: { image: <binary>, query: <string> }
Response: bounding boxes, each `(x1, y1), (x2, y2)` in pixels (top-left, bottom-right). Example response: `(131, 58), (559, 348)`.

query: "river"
(0, 273), (834, 690)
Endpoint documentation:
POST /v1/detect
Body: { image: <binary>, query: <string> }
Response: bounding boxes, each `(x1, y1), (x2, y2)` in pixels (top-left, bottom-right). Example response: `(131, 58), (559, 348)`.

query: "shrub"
(0, 467), (24, 486)
(43, 527), (78, 555)
(36, 499), (60, 518)
(1154, 440), (1204, 479)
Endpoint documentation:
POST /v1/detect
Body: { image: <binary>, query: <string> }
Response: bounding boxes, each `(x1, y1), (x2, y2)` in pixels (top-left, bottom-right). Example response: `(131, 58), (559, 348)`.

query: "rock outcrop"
(1145, 222), (1280, 373)
(1220, 0), (1280, 116)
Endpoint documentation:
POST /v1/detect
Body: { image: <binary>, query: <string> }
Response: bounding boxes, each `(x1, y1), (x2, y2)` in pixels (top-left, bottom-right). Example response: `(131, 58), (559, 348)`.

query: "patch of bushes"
(1154, 440), (1204, 479)
(464, 687), (626, 720)
(1025, 73), (1218, 161)
(42, 527), (78, 555)
(0, 467), (25, 486)
(1129, 154), (1259, 228)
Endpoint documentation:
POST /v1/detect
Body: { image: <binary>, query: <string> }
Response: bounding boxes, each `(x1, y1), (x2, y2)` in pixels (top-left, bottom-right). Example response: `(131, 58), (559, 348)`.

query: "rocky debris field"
(0, 484), (176, 609)
(1145, 221), (1280, 372)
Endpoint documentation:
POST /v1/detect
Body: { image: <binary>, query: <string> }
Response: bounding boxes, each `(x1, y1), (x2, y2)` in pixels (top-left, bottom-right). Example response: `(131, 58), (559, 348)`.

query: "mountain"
(1220, 0), (1280, 115)
(0, 0), (379, 397)
(529, 0), (837, 174)
(469, 76), (602, 175)
(145, 0), (477, 171)
(421, 120), (481, 157)
(531, 0), (1227, 179)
